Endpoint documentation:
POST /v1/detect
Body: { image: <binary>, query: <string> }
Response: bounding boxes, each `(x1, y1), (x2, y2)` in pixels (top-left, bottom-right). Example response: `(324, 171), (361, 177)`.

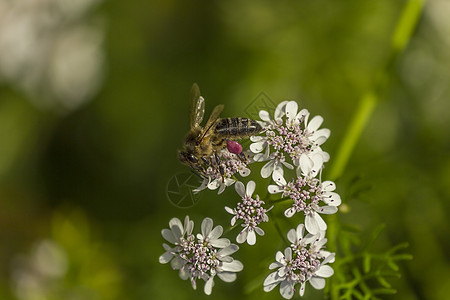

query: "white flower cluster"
(159, 216), (243, 295)
(264, 224), (335, 298)
(162, 100), (340, 297)
(248, 101), (340, 298)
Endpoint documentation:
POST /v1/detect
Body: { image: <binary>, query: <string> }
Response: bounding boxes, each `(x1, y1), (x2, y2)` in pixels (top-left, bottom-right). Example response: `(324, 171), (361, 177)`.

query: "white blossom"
(225, 181), (272, 245)
(160, 216), (243, 295)
(263, 224), (335, 299)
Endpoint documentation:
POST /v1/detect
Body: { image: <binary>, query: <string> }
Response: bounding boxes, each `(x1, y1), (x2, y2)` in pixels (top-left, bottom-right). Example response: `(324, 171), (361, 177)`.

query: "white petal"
(305, 214), (319, 234)
(314, 213), (328, 231)
(316, 265), (334, 278)
(161, 229), (177, 244)
(284, 207), (296, 218)
(314, 136), (328, 146)
(295, 225), (305, 242)
(261, 161), (274, 178)
(193, 179), (208, 193)
(220, 256), (233, 263)
(207, 180), (219, 190)
(280, 280), (295, 299)
(321, 150), (330, 162)
(309, 277), (326, 290)
(323, 192), (341, 206)
(250, 135), (265, 142)
(268, 184), (283, 194)
(234, 181), (245, 198)
(274, 174), (286, 185)
(295, 108), (308, 121)
(236, 229), (248, 244)
(204, 276), (214, 295)
(201, 218), (213, 237)
(284, 247), (292, 260)
(218, 272), (237, 282)
(209, 225), (223, 240)
(159, 251), (173, 264)
(222, 260), (244, 272)
(239, 167), (250, 177)
(275, 251), (285, 263)
(225, 206), (234, 215)
(269, 262), (283, 270)
(282, 161), (294, 170)
(230, 216), (237, 226)
(264, 271), (279, 286)
(169, 218), (183, 239)
(170, 256), (185, 270)
(247, 230), (257, 245)
(287, 228), (297, 244)
(299, 154), (313, 175)
(264, 281), (280, 292)
(322, 252), (336, 264)
(299, 282), (306, 296)
(246, 180), (256, 197)
(285, 101), (298, 121)
(211, 238), (230, 248)
(218, 244), (239, 257)
(322, 181), (336, 192)
(255, 227), (265, 236)
(307, 115), (324, 132)
(254, 153), (268, 162)
(162, 243), (172, 251)
(218, 183), (227, 194)
(317, 206), (338, 214)
(179, 267), (189, 280)
(312, 128), (331, 141)
(259, 110), (271, 121)
(184, 216), (194, 235)
(275, 101), (289, 119)
(250, 141), (265, 153)
(272, 167), (284, 182)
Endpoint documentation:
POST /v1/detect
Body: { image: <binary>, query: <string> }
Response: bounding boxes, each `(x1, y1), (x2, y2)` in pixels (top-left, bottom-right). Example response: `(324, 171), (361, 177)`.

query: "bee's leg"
(214, 152), (225, 181)
(201, 156), (211, 166)
(237, 151), (248, 162)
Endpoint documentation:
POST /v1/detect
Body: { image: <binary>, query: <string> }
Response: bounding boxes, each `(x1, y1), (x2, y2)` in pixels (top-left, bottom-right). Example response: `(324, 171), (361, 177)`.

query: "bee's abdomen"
(214, 118), (262, 138)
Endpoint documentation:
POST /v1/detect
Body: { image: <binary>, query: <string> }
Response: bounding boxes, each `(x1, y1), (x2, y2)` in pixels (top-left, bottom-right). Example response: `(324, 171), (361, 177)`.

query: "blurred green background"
(0, 0), (449, 299)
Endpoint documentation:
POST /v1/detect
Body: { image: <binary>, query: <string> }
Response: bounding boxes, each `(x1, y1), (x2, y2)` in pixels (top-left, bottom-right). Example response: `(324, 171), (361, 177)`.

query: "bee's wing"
(190, 83), (205, 129)
(198, 104), (224, 142)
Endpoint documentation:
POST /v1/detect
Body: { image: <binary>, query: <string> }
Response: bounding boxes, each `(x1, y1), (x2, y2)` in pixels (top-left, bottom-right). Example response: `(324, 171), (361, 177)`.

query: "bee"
(178, 83), (262, 176)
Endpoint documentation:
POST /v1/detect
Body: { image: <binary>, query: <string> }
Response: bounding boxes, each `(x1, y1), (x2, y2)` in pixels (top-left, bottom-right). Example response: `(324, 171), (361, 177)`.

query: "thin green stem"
(268, 196), (291, 204)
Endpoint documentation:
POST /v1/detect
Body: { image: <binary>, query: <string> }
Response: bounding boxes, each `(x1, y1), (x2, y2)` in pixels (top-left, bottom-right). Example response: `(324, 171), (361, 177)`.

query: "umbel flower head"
(250, 101), (330, 181)
(269, 169), (341, 234)
(225, 181), (272, 245)
(159, 216), (243, 295)
(263, 224), (335, 299)
(193, 149), (251, 194)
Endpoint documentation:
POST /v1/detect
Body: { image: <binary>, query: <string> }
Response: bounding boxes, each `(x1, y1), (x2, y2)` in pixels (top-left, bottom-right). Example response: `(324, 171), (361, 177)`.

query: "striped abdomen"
(214, 118), (262, 138)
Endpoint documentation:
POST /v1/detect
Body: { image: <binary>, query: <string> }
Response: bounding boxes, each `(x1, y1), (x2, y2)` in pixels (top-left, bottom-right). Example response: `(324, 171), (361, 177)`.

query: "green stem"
(328, 1), (425, 299)
(328, 0), (425, 182)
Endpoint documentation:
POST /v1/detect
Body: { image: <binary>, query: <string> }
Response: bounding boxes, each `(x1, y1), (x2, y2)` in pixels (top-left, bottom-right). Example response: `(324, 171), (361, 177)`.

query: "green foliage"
(332, 225), (412, 300)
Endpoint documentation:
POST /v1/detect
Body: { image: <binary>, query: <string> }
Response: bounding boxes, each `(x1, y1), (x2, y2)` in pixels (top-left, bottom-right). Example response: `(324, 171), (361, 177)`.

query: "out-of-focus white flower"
(193, 149), (251, 194)
(250, 101), (330, 181)
(263, 224), (335, 299)
(225, 181), (271, 245)
(11, 240), (68, 300)
(0, 0), (104, 111)
(268, 171), (341, 234)
(159, 216), (243, 295)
